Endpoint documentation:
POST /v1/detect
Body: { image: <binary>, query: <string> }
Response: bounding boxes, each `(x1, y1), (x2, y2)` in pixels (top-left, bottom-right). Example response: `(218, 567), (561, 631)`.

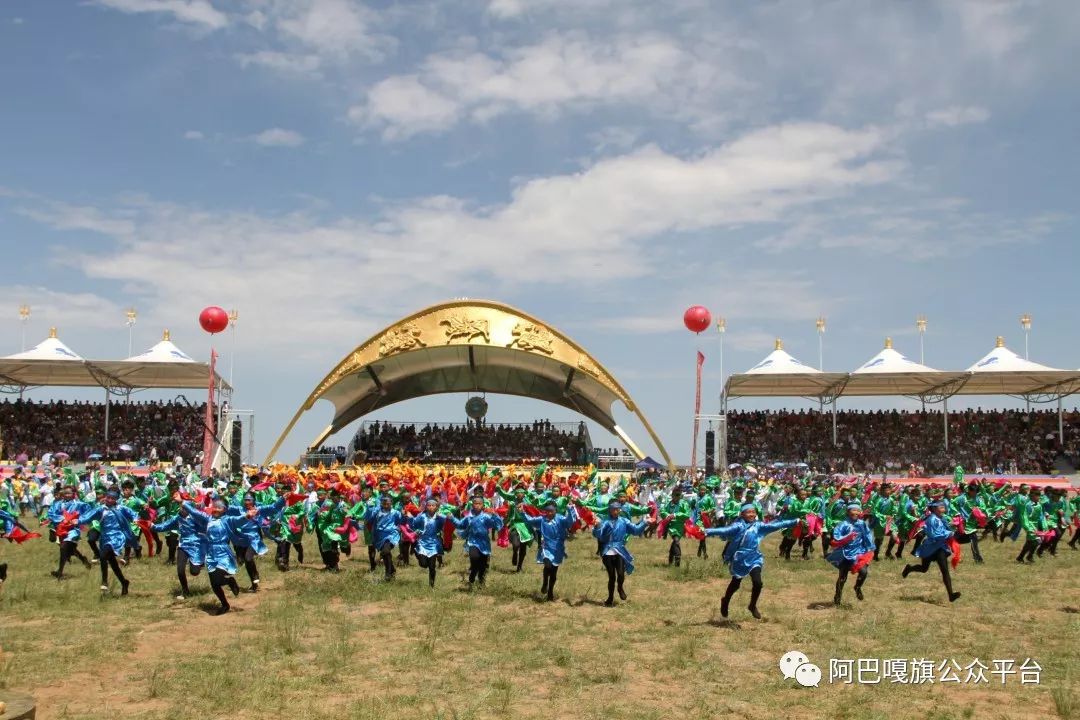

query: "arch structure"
(266, 299), (673, 468)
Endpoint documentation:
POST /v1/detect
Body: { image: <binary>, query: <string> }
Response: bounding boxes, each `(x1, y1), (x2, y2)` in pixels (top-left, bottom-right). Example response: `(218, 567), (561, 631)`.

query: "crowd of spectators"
(727, 408), (1080, 475)
(354, 420), (592, 465)
(0, 399), (210, 464)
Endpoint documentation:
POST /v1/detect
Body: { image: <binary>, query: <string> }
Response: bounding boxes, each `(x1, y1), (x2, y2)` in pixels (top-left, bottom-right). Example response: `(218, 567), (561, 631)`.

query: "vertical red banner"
(202, 349), (217, 476)
(690, 351), (704, 475)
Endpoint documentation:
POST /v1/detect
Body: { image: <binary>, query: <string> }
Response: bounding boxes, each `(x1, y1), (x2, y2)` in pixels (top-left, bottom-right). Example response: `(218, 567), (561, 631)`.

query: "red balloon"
(683, 305), (711, 334)
(199, 306), (229, 334)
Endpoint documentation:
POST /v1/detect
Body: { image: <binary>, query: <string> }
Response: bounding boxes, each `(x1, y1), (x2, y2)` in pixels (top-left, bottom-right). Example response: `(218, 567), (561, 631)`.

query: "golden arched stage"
(266, 299), (673, 467)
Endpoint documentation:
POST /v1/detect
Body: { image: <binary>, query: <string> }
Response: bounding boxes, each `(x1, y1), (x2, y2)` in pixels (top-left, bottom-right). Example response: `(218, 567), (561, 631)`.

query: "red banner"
(690, 351), (704, 474)
(201, 349), (217, 476)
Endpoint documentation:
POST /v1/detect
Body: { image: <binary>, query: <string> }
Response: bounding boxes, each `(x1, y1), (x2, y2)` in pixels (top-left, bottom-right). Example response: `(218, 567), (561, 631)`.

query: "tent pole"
(943, 397), (949, 451)
(104, 387), (110, 449)
(1058, 397), (1064, 445)
(832, 397), (838, 446)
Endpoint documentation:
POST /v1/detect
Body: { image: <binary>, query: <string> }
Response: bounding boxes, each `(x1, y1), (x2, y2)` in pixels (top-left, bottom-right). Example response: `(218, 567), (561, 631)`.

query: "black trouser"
(166, 534), (178, 563)
(277, 539), (306, 569)
(379, 541), (396, 579)
(176, 547), (200, 595)
(398, 539), (412, 565)
(367, 544), (377, 571)
(697, 538), (708, 558)
(834, 558), (868, 602)
(99, 546), (128, 589)
(1017, 537), (1038, 562)
(957, 531), (983, 562)
(467, 546), (488, 585)
(778, 536), (795, 560)
(722, 566), (763, 611)
(152, 530), (163, 556)
(416, 553), (439, 587)
(904, 548), (957, 596)
(602, 554), (625, 602)
(233, 543), (259, 586)
(87, 529), (101, 560)
(56, 540), (88, 577)
(668, 536), (681, 566)
(540, 558), (559, 598)
(510, 530), (528, 571)
(1069, 526), (1079, 548)
(209, 568), (240, 611)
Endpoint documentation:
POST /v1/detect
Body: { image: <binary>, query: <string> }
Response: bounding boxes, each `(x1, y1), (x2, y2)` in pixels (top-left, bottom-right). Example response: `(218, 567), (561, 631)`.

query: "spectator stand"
(0, 328), (233, 470)
(720, 336), (1080, 470)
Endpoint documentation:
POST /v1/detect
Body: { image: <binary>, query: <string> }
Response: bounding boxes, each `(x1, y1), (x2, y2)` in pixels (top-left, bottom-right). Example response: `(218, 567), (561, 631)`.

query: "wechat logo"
(780, 650), (821, 688)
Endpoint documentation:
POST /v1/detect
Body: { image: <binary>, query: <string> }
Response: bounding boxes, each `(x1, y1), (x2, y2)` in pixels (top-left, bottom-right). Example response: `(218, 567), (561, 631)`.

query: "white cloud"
(925, 105), (990, 128)
(12, 122), (891, 355)
(89, 0), (228, 30)
(0, 286), (127, 337)
(354, 32), (726, 138)
(12, 17), (24, 25)
(250, 128), (306, 147)
(236, 51), (322, 76)
(271, 0), (392, 61)
(183, 130), (205, 140)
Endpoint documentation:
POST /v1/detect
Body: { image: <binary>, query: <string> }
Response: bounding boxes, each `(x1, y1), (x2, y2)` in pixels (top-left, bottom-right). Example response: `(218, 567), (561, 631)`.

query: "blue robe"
(592, 516), (647, 574)
(914, 513), (954, 559)
(0, 507), (20, 535)
(48, 499), (94, 542)
(153, 512), (207, 566)
(79, 504), (139, 555)
(410, 513), (448, 557)
(365, 506), (403, 548)
(706, 518), (797, 578)
(452, 510), (503, 555)
(826, 519), (875, 568)
(183, 502), (248, 574)
(526, 507), (577, 566)
(227, 498), (285, 555)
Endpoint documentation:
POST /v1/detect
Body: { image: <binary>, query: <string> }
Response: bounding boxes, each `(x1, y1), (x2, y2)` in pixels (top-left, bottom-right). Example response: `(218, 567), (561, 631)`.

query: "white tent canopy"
(724, 339), (847, 398)
(4, 328), (83, 361)
(0, 328), (228, 392)
(125, 330), (195, 363)
(852, 338), (938, 374)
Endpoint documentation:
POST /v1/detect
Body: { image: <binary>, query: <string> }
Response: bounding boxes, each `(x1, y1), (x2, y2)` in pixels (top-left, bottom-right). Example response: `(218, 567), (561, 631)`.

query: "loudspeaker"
(230, 421), (242, 474)
(704, 430), (716, 477)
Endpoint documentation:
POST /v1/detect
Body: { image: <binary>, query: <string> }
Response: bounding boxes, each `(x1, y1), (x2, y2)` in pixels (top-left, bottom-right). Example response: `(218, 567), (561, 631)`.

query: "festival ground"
(1, 528), (1077, 720)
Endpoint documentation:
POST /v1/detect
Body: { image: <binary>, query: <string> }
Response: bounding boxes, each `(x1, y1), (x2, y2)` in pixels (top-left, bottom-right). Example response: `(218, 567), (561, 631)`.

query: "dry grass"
(1, 529), (1078, 720)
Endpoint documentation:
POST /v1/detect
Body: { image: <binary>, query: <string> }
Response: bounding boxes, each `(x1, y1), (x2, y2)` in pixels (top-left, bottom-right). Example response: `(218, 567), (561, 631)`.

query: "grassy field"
(1, 529), (1078, 720)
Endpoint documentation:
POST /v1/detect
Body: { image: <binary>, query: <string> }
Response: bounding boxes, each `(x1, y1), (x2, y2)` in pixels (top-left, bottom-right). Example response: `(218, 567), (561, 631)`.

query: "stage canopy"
(0, 329), (228, 392)
(724, 336), (1080, 403)
(266, 299), (672, 467)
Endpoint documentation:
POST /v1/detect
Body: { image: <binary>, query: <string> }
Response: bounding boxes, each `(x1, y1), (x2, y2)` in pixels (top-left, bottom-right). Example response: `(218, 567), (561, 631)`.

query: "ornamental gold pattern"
(440, 315), (490, 344)
(507, 322), (555, 354)
(377, 321), (427, 357)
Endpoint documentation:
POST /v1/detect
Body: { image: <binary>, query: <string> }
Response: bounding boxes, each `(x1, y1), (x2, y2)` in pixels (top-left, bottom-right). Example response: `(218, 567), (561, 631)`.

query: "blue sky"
(1, 0), (1078, 464)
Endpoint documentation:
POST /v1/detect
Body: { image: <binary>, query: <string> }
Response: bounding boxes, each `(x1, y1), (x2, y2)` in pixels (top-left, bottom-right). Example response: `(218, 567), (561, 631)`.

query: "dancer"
(660, 487), (691, 567)
(501, 486), (535, 572)
(45, 485), (93, 579)
(228, 491), (285, 592)
(525, 501), (578, 601)
(451, 495), (502, 587)
(901, 500), (961, 602)
(592, 501), (647, 606)
(78, 489), (138, 596)
(365, 494), (403, 580)
(152, 501), (206, 600)
(705, 503), (797, 619)
(953, 482), (986, 563)
(410, 497), (451, 587)
(1014, 487), (1048, 563)
(182, 498), (251, 615)
(313, 487), (349, 573)
(826, 503), (875, 605)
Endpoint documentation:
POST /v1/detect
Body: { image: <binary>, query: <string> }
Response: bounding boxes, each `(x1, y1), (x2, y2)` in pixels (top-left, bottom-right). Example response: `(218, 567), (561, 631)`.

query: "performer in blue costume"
(365, 494), (404, 580)
(705, 503), (797, 619)
(153, 501), (208, 600)
(46, 485), (93, 579)
(826, 503), (875, 605)
(901, 500), (961, 602)
(227, 492), (285, 592)
(183, 498), (252, 615)
(592, 501), (647, 606)
(410, 497), (451, 587)
(78, 488), (138, 595)
(451, 495), (503, 587)
(525, 501), (578, 601)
